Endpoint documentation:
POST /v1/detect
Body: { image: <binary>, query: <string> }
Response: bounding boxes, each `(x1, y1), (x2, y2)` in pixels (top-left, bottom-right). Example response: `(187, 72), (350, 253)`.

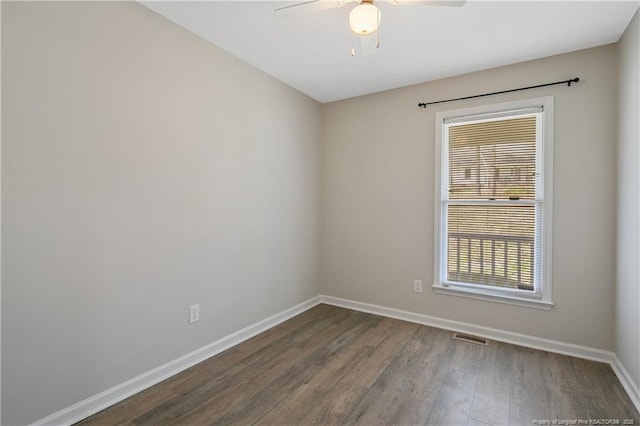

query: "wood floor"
(78, 304), (639, 426)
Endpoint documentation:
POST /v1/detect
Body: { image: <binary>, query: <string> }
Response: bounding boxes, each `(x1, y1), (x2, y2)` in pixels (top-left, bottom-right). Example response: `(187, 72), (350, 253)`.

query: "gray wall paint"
(1, 2), (321, 424)
(321, 45), (619, 351)
(616, 9), (640, 391)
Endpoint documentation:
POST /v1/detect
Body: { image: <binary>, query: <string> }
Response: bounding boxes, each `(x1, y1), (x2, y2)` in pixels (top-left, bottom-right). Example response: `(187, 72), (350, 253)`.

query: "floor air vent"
(452, 332), (488, 345)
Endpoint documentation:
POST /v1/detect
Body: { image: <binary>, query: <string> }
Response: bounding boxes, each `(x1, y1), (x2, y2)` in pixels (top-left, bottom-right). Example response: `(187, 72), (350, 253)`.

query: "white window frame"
(433, 96), (554, 310)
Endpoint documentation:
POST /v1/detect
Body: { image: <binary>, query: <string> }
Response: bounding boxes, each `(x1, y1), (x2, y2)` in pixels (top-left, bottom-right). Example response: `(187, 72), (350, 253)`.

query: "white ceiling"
(142, 0), (639, 103)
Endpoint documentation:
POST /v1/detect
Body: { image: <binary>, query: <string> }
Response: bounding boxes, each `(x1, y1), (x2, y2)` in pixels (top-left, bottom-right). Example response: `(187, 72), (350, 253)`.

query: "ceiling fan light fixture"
(348, 1), (381, 35)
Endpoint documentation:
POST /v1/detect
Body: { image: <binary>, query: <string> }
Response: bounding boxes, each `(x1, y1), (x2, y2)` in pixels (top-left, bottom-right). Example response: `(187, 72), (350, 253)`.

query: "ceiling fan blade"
(385, 0), (466, 6)
(273, 0), (350, 15)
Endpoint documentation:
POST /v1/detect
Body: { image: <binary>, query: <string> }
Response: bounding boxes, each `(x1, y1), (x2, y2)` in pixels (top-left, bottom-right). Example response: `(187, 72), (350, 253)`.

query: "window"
(433, 97), (554, 310)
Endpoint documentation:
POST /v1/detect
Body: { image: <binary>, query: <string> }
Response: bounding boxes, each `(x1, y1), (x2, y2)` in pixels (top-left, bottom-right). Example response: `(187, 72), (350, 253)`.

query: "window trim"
(432, 96), (554, 310)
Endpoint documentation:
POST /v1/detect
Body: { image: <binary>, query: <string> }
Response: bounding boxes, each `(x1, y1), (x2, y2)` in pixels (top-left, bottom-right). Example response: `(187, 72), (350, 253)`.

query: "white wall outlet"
(189, 304), (200, 324)
(413, 280), (423, 293)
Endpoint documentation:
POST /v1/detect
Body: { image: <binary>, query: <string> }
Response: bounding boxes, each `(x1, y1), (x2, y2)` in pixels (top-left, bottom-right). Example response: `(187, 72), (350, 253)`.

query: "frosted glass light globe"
(349, 3), (381, 35)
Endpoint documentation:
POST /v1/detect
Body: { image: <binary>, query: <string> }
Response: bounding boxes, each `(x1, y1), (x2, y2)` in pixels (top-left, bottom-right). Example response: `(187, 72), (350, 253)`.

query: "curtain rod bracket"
(418, 77), (580, 109)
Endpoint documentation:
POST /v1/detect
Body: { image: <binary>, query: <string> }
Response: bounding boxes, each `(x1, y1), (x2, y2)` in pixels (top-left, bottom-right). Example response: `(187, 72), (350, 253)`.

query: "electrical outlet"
(189, 304), (200, 324)
(413, 280), (423, 293)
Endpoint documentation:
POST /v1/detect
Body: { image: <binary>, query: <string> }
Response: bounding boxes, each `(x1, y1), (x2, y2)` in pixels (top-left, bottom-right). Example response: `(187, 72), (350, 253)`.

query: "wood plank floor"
(77, 304), (639, 426)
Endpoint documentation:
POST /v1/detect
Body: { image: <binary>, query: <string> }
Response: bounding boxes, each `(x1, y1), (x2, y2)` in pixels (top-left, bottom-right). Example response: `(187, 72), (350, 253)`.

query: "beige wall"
(321, 45), (618, 350)
(616, 9), (640, 391)
(1, 2), (321, 424)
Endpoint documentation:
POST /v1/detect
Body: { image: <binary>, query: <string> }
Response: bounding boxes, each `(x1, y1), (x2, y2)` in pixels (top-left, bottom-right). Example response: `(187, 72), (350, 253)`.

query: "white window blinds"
(443, 111), (543, 292)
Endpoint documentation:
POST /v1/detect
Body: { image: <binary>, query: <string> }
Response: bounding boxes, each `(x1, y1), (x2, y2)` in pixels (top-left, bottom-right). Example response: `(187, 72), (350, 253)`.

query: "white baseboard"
(610, 353), (640, 413)
(319, 295), (640, 414)
(320, 295), (612, 361)
(31, 294), (639, 425)
(31, 296), (323, 426)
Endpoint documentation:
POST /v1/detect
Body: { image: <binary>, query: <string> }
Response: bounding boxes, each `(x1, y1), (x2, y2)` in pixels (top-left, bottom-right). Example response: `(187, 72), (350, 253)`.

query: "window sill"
(432, 283), (554, 311)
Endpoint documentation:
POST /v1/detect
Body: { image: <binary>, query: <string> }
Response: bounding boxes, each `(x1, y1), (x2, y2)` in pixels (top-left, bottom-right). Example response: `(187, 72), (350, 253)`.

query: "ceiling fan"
(274, 0), (466, 56)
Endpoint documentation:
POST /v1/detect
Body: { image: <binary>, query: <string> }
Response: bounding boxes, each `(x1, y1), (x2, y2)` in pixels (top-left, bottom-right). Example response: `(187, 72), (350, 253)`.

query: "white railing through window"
(447, 232), (534, 291)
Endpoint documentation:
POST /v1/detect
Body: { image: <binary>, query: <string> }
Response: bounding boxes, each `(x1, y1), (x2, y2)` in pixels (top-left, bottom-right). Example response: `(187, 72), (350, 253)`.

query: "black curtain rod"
(418, 77), (580, 108)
